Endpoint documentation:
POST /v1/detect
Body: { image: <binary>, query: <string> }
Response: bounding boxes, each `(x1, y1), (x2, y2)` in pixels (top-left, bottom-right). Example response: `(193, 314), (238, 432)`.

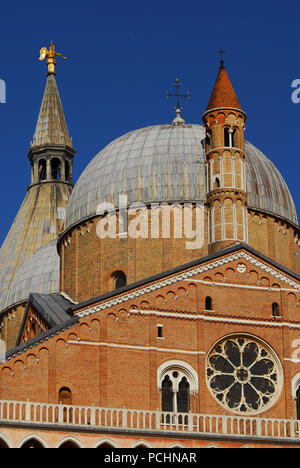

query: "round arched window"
(206, 335), (282, 415)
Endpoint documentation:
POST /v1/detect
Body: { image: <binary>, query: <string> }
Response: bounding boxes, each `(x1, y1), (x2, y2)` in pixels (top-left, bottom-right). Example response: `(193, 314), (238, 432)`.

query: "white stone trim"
(68, 339), (205, 356)
(17, 433), (49, 449)
(157, 360), (199, 393)
(292, 372), (300, 400)
(55, 435), (85, 449)
(77, 251), (300, 320)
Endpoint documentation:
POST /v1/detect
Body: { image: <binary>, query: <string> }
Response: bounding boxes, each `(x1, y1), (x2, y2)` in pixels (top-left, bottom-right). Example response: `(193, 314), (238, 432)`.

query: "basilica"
(0, 44), (300, 448)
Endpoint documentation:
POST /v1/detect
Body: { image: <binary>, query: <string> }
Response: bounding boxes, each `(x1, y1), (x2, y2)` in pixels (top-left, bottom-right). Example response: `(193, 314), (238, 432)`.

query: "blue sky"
(0, 0), (300, 244)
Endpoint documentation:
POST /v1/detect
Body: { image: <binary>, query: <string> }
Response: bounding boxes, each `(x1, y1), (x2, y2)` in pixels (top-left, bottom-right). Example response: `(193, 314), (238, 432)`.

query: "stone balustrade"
(0, 399), (299, 442)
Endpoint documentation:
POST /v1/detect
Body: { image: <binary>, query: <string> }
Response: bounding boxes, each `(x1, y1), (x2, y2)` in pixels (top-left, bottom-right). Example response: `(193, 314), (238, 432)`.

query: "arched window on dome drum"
(296, 387), (300, 420)
(38, 159), (46, 181)
(114, 272), (127, 290)
(51, 158), (61, 180)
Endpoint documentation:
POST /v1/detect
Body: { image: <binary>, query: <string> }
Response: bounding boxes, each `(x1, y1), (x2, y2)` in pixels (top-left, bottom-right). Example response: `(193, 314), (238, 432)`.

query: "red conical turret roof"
(206, 61), (243, 112)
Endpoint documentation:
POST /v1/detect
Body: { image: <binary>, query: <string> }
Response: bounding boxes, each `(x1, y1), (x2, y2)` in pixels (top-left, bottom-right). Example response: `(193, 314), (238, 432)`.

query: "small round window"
(206, 335), (282, 415)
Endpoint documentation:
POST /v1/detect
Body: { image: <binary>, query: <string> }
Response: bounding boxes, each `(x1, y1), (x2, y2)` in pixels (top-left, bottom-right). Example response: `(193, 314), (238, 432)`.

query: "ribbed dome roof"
(65, 124), (297, 229)
(3, 240), (59, 310)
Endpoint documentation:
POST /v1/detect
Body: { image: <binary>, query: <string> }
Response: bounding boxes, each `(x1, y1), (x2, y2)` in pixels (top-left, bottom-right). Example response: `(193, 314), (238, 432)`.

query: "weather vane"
(166, 78), (190, 111)
(39, 42), (67, 75)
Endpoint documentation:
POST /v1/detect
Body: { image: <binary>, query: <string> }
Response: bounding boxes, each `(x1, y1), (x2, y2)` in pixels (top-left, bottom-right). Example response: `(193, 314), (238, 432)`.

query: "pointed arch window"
(158, 362), (198, 419)
(177, 376), (190, 413)
(162, 375), (173, 412)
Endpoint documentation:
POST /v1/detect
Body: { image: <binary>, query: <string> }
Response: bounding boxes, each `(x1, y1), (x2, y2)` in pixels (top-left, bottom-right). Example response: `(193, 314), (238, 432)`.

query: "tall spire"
(31, 74), (73, 148)
(206, 59), (243, 112)
(28, 44), (75, 186)
(0, 43), (75, 327)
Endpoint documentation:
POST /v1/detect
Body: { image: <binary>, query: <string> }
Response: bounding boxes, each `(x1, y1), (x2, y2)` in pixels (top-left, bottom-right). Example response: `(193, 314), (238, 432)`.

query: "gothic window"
(177, 376), (190, 413)
(38, 159), (46, 181)
(205, 296), (213, 311)
(206, 335), (282, 415)
(162, 375), (173, 412)
(51, 158), (61, 180)
(160, 370), (192, 415)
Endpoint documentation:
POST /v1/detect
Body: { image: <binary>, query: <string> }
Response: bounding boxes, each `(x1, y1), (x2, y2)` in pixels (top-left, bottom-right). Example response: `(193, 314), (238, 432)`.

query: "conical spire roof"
(31, 74), (72, 147)
(206, 61), (243, 112)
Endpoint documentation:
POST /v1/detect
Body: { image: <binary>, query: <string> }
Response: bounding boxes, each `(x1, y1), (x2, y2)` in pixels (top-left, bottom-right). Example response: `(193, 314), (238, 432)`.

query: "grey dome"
(3, 240), (60, 310)
(66, 124), (297, 229)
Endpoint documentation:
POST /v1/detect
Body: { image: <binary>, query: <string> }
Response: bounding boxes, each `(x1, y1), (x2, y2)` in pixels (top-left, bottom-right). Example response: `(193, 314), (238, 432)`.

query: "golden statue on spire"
(39, 42), (66, 75)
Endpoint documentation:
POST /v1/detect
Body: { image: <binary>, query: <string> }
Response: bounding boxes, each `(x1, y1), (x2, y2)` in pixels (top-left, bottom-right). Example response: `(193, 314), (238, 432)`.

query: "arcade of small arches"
(31, 157), (72, 184)
(0, 435), (261, 448)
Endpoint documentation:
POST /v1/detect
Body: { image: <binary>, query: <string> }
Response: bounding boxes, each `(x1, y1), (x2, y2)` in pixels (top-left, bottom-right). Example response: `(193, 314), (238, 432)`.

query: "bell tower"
(0, 43), (75, 312)
(203, 56), (248, 253)
(28, 43), (75, 186)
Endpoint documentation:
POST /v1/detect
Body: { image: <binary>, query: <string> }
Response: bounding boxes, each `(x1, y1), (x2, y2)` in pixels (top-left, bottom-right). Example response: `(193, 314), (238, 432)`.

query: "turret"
(203, 58), (248, 252)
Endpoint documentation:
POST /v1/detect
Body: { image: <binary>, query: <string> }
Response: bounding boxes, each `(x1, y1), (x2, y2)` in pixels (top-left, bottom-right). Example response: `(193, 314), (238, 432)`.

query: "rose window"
(206, 336), (282, 415)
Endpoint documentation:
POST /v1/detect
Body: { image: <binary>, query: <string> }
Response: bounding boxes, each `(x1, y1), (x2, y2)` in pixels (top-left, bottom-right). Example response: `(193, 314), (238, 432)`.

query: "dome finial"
(172, 108), (185, 126)
(166, 78), (190, 125)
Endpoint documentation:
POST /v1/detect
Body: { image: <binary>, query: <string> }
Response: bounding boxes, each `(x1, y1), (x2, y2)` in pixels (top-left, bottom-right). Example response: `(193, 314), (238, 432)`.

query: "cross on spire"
(217, 48), (226, 68)
(166, 78), (190, 111)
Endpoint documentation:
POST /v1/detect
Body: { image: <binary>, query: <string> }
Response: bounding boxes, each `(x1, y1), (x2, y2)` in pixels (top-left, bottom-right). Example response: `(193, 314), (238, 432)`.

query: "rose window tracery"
(206, 336), (282, 415)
